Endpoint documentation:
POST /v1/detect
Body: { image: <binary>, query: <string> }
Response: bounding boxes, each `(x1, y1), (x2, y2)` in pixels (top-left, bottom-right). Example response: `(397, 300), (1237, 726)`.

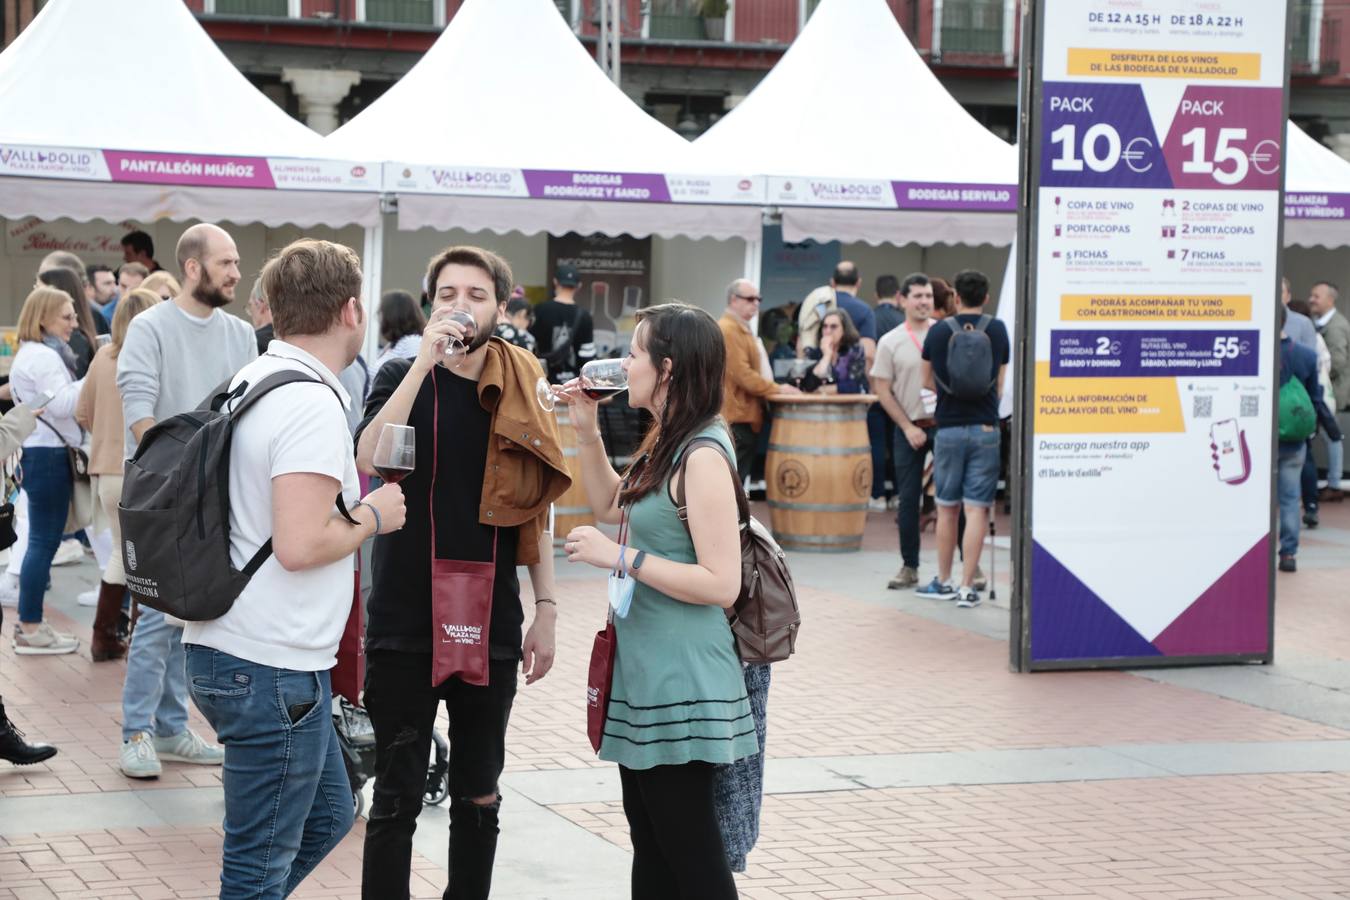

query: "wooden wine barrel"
(764, 394), (877, 553)
(553, 405), (594, 555)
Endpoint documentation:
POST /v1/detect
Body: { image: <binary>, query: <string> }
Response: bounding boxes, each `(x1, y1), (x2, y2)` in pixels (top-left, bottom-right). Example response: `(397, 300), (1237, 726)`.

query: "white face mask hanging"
(608, 502), (635, 618)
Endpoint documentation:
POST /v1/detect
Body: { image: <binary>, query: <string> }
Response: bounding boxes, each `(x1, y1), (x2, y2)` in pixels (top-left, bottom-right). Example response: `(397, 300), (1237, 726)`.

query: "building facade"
(4, 0), (1350, 154)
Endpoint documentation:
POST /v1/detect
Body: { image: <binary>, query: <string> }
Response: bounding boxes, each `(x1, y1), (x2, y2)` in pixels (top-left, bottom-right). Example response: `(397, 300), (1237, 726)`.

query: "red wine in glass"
(582, 385), (626, 401)
(373, 465), (413, 484)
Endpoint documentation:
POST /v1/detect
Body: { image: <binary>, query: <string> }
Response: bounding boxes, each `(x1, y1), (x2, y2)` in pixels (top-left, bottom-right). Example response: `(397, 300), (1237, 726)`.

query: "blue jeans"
(1301, 438), (1319, 512)
(1279, 443), (1306, 558)
(933, 424), (1001, 508)
(893, 424), (935, 569)
(18, 448), (72, 624)
(121, 607), (190, 741)
(186, 646), (353, 900)
(866, 404), (891, 499)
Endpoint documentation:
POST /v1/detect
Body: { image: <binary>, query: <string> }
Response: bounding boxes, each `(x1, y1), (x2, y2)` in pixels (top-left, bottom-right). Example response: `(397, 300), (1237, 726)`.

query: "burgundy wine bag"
(331, 566), (364, 705)
(587, 621), (616, 753)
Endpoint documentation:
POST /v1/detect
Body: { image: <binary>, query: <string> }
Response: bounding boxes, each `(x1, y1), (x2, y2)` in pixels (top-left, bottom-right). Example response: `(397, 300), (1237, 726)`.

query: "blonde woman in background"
(76, 288), (161, 661)
(140, 271), (180, 302)
(8, 286), (85, 655)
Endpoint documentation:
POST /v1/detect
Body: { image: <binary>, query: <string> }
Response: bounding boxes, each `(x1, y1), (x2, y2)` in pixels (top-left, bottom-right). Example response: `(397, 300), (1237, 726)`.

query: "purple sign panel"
(892, 181), (1018, 211)
(1040, 82), (1170, 189)
(1285, 192), (1350, 219)
(521, 170), (672, 203)
(103, 151), (276, 188)
(1049, 329), (1260, 377)
(1161, 87), (1283, 191)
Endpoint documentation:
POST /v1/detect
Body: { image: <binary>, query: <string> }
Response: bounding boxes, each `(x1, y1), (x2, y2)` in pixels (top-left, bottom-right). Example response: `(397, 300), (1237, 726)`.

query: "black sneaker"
(1304, 511), (1320, 529)
(0, 707), (57, 766)
(1278, 555), (1297, 573)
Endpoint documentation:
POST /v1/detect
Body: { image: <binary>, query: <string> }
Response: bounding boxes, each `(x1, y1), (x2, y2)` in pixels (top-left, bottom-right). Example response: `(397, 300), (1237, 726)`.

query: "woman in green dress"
(559, 302), (754, 899)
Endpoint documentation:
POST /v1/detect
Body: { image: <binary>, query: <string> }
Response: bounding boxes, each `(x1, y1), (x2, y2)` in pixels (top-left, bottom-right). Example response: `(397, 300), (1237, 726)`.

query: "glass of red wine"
(442, 310), (477, 367)
(373, 424), (415, 484)
(579, 359), (627, 400)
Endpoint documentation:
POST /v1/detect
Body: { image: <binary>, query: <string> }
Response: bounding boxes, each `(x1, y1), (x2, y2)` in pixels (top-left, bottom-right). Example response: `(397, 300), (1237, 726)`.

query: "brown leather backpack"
(674, 436), (800, 664)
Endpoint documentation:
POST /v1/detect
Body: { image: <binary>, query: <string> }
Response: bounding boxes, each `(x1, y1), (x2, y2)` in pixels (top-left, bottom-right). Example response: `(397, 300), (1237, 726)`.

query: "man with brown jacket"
(719, 279), (799, 482)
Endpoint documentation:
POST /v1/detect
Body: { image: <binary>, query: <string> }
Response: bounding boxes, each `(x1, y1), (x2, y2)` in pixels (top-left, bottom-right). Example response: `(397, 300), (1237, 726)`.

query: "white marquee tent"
(690, 0), (1019, 249)
(325, 0), (764, 245)
(0, 0), (380, 230)
(1284, 121), (1350, 249)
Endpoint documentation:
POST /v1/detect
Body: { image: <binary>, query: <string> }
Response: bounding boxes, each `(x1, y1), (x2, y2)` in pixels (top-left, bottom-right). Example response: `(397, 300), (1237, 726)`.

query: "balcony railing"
(200, 0), (444, 26)
(939, 0), (1004, 56)
(212, 0), (290, 14)
(649, 0), (707, 40)
(1291, 2), (1341, 76)
(365, 0), (436, 25)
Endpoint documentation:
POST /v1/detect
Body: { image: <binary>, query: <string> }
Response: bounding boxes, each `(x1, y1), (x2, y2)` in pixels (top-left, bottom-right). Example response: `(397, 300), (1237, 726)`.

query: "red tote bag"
(587, 621), (616, 753)
(332, 566), (364, 705)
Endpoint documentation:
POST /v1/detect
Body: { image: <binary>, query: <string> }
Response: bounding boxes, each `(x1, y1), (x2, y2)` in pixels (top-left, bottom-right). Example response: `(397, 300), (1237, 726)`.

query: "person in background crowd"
(141, 271), (181, 303)
(355, 246), (568, 900)
(560, 301), (755, 900)
(116, 223), (256, 780)
(8, 286), (84, 655)
(495, 297), (537, 352)
(0, 398), (60, 764)
(373, 289), (426, 377)
(117, 261), (149, 301)
(247, 278), (273, 355)
(75, 288), (161, 662)
(1306, 282), (1350, 524)
(917, 269), (1009, 608)
(184, 239), (406, 899)
(37, 267), (99, 377)
(1278, 303), (1327, 573)
(719, 279), (800, 482)
(1283, 277), (1318, 352)
(873, 274), (904, 339)
(872, 273), (937, 590)
(86, 264), (117, 316)
(794, 284), (838, 353)
(40, 251), (109, 336)
(1289, 293), (1344, 514)
(930, 277), (957, 319)
(830, 262), (878, 361)
(530, 263), (595, 384)
(802, 308), (868, 396)
(120, 230), (162, 273)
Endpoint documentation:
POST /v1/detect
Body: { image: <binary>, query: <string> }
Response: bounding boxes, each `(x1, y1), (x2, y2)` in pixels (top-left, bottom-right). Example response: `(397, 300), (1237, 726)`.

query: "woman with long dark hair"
(801, 307), (868, 394)
(373, 289), (426, 376)
(560, 302), (754, 899)
(37, 268), (99, 377)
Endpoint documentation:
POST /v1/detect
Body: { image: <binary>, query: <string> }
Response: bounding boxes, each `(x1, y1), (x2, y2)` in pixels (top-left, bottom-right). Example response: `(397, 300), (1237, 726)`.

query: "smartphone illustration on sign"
(1209, 419), (1250, 485)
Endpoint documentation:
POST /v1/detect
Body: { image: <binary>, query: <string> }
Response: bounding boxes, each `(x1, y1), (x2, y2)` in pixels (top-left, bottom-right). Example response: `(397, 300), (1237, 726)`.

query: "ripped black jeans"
(361, 651), (517, 900)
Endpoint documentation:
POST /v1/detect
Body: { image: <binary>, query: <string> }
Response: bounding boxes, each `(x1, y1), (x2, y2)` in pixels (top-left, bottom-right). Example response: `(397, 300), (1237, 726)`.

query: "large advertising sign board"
(1013, 1), (1290, 669)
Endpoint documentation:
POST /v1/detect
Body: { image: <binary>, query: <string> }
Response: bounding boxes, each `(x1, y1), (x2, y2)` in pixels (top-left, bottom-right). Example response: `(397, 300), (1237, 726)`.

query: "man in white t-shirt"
(182, 239), (406, 897)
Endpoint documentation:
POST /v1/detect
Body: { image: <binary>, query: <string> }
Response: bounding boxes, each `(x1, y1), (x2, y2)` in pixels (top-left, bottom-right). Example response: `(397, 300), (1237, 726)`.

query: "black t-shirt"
(874, 303), (904, 340)
(356, 359), (522, 659)
(921, 313), (1010, 427)
(254, 323), (274, 356)
(529, 299), (594, 383)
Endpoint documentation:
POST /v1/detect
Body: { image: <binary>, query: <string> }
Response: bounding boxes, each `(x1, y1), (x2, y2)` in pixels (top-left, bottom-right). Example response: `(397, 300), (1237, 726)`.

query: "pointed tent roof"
(691, 0), (1019, 247)
(0, 0), (378, 227)
(1285, 121), (1350, 248)
(325, 0), (762, 241)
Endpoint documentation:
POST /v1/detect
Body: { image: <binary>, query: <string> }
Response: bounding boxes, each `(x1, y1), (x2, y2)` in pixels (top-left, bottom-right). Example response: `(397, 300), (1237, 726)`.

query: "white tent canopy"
(1284, 121), (1350, 249)
(690, 0), (1019, 248)
(326, 0), (762, 242)
(0, 0), (379, 228)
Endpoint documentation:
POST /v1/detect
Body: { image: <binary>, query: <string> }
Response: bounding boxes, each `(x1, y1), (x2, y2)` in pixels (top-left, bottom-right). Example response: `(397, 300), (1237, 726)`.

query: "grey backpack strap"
(674, 436), (749, 528)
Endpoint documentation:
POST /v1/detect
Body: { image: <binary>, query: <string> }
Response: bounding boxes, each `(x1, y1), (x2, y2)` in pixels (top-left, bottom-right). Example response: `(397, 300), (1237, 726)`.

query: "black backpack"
(118, 370), (330, 621)
(935, 315), (997, 400)
(674, 436), (801, 664)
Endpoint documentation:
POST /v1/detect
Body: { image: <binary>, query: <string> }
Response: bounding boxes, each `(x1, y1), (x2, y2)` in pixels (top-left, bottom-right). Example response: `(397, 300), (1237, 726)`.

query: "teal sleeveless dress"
(598, 424), (760, 770)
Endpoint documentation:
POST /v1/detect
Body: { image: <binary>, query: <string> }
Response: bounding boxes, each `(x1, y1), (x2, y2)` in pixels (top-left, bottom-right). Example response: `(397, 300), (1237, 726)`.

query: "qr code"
(1192, 395), (1213, 419)
(1240, 395), (1260, 418)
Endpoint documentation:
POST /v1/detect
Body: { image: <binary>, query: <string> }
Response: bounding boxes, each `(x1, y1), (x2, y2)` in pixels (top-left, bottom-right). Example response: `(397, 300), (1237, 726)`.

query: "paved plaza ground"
(3, 500), (1350, 899)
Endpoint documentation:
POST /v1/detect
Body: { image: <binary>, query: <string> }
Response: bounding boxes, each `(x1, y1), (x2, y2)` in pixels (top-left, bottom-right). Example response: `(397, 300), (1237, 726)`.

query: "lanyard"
(903, 321), (925, 353)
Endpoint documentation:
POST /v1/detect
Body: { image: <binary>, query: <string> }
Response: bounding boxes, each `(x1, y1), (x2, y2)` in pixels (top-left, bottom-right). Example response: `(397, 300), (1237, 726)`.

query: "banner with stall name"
(0, 144), (378, 192)
(386, 164), (765, 205)
(1015, 1), (1288, 669)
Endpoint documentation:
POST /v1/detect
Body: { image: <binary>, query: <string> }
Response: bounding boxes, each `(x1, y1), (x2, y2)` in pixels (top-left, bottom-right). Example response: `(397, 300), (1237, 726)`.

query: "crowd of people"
(0, 224), (1345, 900)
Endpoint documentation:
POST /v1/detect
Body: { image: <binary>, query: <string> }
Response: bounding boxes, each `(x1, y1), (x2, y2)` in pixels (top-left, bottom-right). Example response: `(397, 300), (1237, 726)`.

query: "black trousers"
(619, 762), (739, 900)
(361, 651), (517, 900)
(730, 422), (757, 484)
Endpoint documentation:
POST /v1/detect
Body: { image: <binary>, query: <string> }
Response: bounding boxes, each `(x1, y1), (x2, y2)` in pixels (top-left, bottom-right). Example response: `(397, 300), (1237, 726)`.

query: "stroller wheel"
(424, 730), (450, 806)
(353, 787), (365, 818)
(424, 774), (448, 806)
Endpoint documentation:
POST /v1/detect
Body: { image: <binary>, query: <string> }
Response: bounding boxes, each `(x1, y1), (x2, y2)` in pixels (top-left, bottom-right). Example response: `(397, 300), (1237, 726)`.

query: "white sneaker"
(867, 497), (887, 512)
(153, 730), (224, 766)
(0, 573), (16, 609)
(77, 589), (98, 607)
(12, 622), (79, 655)
(120, 731), (162, 779)
(886, 496), (900, 511)
(52, 539), (86, 567)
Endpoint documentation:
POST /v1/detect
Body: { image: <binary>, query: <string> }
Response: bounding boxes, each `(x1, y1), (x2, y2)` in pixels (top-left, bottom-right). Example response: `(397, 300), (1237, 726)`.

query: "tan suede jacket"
(473, 338), (573, 565)
(719, 311), (778, 432)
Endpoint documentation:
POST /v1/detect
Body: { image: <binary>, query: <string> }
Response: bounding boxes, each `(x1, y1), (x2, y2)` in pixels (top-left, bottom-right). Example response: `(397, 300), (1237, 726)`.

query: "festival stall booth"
(0, 0), (380, 339)
(689, 0), (1020, 312)
(324, 0), (764, 353)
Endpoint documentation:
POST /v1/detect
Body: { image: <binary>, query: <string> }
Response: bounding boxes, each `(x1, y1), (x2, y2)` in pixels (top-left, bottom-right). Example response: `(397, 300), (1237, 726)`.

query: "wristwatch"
(629, 550), (647, 575)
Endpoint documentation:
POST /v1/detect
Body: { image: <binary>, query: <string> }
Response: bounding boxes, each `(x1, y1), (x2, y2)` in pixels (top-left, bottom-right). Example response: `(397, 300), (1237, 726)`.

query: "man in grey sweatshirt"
(115, 223), (257, 779)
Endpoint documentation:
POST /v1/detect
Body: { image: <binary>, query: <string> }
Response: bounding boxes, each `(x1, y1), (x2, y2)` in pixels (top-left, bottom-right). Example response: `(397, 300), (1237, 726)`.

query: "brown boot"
(90, 581), (128, 662)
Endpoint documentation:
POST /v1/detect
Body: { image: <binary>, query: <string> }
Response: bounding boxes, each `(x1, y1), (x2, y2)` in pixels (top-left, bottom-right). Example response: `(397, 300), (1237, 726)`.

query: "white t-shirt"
(183, 341), (360, 672)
